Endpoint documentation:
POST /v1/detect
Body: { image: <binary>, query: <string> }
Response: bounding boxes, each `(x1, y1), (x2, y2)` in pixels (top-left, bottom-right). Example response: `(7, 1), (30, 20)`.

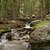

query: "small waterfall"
(0, 28), (30, 50)
(0, 33), (8, 46)
(1, 33), (7, 40)
(0, 29), (17, 46)
(24, 23), (31, 29)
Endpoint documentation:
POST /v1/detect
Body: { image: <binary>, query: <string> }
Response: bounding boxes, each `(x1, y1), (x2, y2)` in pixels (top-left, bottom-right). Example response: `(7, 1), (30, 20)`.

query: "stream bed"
(0, 23), (31, 50)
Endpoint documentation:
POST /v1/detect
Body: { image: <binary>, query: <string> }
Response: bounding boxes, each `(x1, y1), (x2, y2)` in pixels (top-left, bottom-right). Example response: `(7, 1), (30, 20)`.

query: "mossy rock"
(31, 20), (49, 29)
(0, 27), (11, 33)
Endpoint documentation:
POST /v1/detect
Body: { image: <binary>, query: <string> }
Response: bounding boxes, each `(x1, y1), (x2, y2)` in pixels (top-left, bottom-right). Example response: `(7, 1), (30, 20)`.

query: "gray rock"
(0, 40), (30, 50)
(30, 26), (50, 43)
(30, 25), (50, 50)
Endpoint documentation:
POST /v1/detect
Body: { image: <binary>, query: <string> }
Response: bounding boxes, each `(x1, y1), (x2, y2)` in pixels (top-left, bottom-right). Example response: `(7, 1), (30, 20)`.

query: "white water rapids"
(0, 23), (31, 50)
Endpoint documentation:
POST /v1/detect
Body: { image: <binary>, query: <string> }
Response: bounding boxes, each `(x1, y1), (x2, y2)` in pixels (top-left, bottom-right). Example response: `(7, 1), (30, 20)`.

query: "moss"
(32, 21), (49, 29)
(0, 25), (11, 33)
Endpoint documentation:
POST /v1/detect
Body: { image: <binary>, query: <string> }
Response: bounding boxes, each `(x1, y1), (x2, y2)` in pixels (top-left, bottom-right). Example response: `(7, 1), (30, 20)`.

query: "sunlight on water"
(24, 23), (31, 29)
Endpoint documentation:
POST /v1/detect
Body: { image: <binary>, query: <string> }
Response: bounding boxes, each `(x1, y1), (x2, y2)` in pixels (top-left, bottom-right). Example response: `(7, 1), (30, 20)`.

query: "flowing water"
(24, 23), (31, 29)
(0, 23), (31, 50)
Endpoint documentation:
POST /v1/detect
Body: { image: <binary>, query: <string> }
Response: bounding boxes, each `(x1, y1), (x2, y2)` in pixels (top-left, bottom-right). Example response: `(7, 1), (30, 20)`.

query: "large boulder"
(30, 24), (50, 50)
(0, 40), (30, 50)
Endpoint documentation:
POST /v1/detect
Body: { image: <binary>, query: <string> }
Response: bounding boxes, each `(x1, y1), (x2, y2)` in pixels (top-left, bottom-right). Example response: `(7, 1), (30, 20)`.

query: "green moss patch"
(32, 20), (49, 29)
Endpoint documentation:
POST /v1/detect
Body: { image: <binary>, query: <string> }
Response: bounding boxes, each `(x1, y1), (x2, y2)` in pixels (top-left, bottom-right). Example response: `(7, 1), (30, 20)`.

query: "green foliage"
(0, 0), (50, 18)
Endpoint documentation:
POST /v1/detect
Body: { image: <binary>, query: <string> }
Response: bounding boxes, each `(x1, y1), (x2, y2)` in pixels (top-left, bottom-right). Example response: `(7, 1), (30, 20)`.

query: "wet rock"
(6, 32), (14, 41)
(20, 34), (30, 42)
